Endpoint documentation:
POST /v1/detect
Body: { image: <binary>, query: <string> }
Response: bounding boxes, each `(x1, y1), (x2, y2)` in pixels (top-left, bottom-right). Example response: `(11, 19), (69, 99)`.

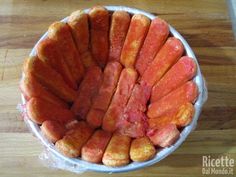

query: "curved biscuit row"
(22, 6), (199, 166)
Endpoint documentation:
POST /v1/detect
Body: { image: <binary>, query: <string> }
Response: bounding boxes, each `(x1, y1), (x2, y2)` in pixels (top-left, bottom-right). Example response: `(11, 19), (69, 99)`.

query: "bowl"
(21, 5), (207, 173)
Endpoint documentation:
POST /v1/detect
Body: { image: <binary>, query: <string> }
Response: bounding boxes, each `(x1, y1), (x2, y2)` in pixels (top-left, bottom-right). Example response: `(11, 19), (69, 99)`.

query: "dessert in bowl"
(20, 6), (206, 173)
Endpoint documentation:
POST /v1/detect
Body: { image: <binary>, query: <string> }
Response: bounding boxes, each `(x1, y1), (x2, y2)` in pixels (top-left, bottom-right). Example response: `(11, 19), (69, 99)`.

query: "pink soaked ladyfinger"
(151, 56), (197, 102)
(23, 56), (77, 102)
(141, 37), (184, 87)
(37, 38), (77, 89)
(26, 97), (76, 124)
(120, 14), (150, 68)
(102, 133), (131, 167)
(20, 74), (68, 108)
(109, 11), (130, 62)
(102, 68), (138, 132)
(41, 120), (67, 143)
(135, 17), (169, 75)
(55, 121), (94, 158)
(86, 62), (122, 128)
(71, 66), (102, 119)
(89, 6), (109, 68)
(48, 22), (84, 83)
(117, 83), (151, 138)
(81, 130), (112, 163)
(147, 124), (180, 147)
(147, 81), (198, 119)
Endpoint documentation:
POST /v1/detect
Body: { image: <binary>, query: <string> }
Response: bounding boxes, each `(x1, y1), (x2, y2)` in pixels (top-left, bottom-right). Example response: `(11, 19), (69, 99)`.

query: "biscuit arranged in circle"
(21, 6), (198, 167)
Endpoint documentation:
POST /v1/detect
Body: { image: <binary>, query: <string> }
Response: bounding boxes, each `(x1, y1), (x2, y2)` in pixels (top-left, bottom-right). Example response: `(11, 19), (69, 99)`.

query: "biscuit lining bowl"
(21, 6), (207, 173)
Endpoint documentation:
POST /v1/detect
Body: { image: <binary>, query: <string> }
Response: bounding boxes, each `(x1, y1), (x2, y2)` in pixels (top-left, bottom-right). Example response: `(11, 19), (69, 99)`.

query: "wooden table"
(0, 0), (235, 176)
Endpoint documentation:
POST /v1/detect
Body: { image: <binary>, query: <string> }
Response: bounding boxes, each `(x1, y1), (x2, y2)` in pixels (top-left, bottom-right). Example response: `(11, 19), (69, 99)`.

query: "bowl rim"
(21, 5), (207, 173)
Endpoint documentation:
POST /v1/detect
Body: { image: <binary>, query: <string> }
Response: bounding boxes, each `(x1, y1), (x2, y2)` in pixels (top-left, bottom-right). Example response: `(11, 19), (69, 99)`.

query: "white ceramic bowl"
(21, 6), (207, 173)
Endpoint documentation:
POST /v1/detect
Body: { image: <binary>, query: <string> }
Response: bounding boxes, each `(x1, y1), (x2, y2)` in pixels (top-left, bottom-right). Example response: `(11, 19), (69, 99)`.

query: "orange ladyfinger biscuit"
(130, 137), (156, 162)
(20, 74), (68, 108)
(68, 10), (89, 54)
(41, 120), (67, 143)
(37, 38), (77, 89)
(55, 121), (94, 158)
(86, 109), (104, 128)
(151, 56), (197, 102)
(23, 56), (77, 102)
(89, 6), (109, 68)
(86, 61), (122, 128)
(91, 62), (122, 110)
(148, 116), (172, 130)
(141, 37), (184, 87)
(120, 14), (150, 68)
(102, 133), (131, 167)
(148, 102), (195, 129)
(135, 17), (169, 75)
(80, 51), (97, 69)
(147, 124), (180, 147)
(71, 66), (102, 119)
(26, 97), (76, 124)
(81, 130), (112, 163)
(173, 102), (195, 127)
(102, 68), (138, 132)
(147, 81), (198, 118)
(68, 11), (97, 68)
(109, 11), (130, 62)
(48, 22), (84, 83)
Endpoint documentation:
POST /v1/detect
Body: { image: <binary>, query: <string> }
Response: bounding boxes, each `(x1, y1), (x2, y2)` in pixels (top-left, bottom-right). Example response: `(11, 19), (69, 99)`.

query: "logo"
(202, 155), (234, 175)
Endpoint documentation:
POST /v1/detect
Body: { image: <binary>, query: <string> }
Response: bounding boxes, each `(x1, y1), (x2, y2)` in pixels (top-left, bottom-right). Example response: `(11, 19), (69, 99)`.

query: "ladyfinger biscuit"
(41, 120), (67, 143)
(55, 121), (94, 158)
(48, 22), (84, 82)
(109, 11), (130, 62)
(86, 61), (122, 128)
(148, 102), (195, 129)
(20, 74), (68, 108)
(130, 137), (156, 162)
(26, 97), (76, 124)
(71, 66), (102, 119)
(81, 130), (112, 163)
(89, 6), (109, 68)
(68, 10), (89, 54)
(86, 109), (104, 128)
(141, 37), (184, 87)
(151, 56), (197, 102)
(117, 83), (151, 138)
(135, 17), (169, 75)
(147, 81), (198, 118)
(102, 68), (138, 132)
(23, 56), (77, 102)
(68, 11), (97, 68)
(37, 38), (77, 89)
(147, 124), (180, 147)
(102, 133), (131, 167)
(148, 116), (172, 130)
(80, 51), (97, 69)
(91, 62), (122, 110)
(120, 14), (150, 68)
(117, 114), (148, 138)
(125, 83), (151, 114)
(173, 102), (195, 127)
